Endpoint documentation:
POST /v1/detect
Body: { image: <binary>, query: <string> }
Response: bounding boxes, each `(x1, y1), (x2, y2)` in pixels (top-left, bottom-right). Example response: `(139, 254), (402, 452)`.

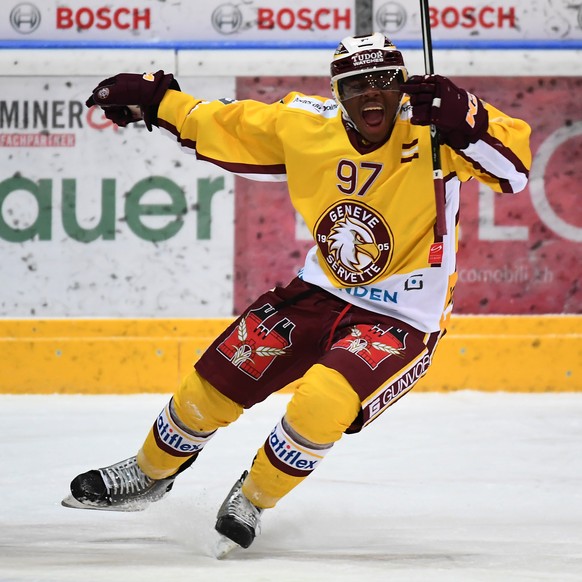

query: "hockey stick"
(419, 0), (447, 237)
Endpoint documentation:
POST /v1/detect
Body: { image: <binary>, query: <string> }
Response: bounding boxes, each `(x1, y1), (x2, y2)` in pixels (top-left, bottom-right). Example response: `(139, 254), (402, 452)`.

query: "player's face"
(339, 71), (403, 143)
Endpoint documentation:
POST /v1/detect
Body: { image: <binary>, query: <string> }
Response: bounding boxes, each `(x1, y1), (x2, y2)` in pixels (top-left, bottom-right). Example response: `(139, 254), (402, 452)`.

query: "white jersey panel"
(300, 177), (462, 333)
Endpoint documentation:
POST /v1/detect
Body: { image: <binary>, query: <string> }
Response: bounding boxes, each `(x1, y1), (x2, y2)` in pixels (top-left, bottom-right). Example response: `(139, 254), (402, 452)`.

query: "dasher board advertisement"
(232, 75), (581, 316)
(0, 76), (235, 318)
(2, 1), (582, 45)
(1, 75), (580, 318)
(1, 0), (355, 43)
(372, 0), (582, 42)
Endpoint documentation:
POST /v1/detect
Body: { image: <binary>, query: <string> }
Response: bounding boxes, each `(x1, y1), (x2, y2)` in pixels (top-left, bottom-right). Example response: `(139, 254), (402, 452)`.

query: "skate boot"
(62, 456), (176, 512)
(215, 471), (263, 554)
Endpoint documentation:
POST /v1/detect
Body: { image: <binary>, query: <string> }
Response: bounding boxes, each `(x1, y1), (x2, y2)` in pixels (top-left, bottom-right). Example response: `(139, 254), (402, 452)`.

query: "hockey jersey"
(157, 90), (531, 333)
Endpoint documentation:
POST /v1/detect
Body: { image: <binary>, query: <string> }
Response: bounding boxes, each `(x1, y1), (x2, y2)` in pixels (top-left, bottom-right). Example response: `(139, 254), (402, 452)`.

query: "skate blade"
(214, 535), (241, 560)
(61, 494), (147, 512)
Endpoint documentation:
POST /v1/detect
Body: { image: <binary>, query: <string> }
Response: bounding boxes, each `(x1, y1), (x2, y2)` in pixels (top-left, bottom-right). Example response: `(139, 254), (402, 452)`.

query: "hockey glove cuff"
(86, 71), (180, 131)
(402, 74), (488, 149)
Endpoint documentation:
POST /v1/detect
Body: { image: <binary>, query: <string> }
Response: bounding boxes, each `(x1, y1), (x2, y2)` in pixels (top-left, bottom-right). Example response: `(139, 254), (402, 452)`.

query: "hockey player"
(63, 33), (532, 553)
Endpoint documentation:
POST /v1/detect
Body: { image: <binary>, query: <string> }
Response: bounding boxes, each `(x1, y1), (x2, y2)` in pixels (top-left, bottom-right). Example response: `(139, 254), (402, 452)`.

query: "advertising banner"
(1, 0), (354, 43)
(2, 0), (582, 45)
(1, 74), (580, 318)
(233, 75), (582, 316)
(372, 0), (582, 42)
(0, 76), (236, 317)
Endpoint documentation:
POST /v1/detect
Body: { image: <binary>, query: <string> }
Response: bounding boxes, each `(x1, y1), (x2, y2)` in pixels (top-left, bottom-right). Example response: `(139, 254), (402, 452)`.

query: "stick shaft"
(420, 0), (435, 74)
(419, 0), (447, 238)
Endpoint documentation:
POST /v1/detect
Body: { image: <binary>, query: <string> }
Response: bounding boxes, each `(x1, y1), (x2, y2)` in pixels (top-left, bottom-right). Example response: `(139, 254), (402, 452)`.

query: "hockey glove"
(86, 71), (180, 131)
(402, 74), (488, 149)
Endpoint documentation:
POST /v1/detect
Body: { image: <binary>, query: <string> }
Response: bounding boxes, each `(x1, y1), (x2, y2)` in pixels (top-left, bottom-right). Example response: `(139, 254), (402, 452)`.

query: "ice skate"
(214, 471), (263, 558)
(62, 456), (175, 512)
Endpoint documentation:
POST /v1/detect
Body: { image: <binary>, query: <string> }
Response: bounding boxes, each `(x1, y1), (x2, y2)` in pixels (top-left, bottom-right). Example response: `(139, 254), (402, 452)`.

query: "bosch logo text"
(430, 5), (516, 29)
(56, 7), (151, 30)
(258, 7), (351, 30)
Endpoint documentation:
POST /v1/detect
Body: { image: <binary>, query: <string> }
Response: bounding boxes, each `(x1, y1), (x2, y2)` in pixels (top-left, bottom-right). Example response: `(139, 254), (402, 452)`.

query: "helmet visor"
(337, 69), (405, 101)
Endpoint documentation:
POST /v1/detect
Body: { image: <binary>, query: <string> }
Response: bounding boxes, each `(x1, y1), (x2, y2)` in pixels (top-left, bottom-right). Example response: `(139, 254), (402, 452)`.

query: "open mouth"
(361, 103), (385, 127)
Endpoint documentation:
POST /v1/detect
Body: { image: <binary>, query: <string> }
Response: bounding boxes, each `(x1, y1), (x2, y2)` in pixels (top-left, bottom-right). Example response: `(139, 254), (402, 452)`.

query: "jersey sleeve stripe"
(196, 152), (287, 176)
(459, 138), (529, 193)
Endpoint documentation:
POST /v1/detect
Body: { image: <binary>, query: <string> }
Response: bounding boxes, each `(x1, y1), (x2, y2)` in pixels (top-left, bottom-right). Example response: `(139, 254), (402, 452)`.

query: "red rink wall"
(234, 76), (582, 316)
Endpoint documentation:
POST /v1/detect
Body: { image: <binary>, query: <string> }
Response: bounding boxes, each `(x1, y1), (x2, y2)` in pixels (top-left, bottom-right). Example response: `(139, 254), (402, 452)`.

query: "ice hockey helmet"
(330, 32), (408, 104)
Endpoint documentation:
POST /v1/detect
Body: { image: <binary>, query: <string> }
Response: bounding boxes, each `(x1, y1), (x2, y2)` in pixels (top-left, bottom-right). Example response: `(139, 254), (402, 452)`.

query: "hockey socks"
(243, 416), (334, 509)
(138, 398), (216, 479)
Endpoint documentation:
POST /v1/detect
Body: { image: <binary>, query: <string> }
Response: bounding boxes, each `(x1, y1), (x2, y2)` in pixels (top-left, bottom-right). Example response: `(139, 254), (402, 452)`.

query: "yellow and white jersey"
(157, 90), (531, 333)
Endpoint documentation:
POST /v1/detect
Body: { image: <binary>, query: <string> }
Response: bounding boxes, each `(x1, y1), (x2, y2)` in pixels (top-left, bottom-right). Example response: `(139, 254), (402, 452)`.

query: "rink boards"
(1, 49), (580, 395)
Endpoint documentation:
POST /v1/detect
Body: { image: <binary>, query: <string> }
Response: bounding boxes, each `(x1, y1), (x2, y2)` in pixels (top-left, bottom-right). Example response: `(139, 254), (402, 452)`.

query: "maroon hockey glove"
(86, 71), (180, 131)
(402, 74), (488, 149)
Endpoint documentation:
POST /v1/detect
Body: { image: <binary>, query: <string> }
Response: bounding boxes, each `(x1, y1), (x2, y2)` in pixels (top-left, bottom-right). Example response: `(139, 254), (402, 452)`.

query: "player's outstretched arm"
(86, 71), (180, 131)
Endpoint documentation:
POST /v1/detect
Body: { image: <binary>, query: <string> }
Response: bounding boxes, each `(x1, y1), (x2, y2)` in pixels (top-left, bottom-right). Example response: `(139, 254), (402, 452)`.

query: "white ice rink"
(1, 391), (581, 582)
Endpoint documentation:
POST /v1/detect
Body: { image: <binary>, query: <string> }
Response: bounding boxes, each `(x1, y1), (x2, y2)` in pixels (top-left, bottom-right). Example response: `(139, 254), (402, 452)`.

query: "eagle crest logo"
(328, 215), (380, 273)
(315, 200), (394, 286)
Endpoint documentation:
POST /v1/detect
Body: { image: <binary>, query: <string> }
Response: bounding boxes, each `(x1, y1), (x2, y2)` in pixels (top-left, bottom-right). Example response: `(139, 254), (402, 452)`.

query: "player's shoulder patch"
(284, 92), (339, 119)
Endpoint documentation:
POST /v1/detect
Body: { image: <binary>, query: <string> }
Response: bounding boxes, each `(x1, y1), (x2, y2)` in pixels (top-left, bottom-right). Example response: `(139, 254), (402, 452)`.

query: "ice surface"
(1, 391), (581, 582)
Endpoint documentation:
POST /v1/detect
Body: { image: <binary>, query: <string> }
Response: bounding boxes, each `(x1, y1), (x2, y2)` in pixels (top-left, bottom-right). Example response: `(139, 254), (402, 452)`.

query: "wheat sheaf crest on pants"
(332, 324), (407, 370)
(217, 303), (295, 380)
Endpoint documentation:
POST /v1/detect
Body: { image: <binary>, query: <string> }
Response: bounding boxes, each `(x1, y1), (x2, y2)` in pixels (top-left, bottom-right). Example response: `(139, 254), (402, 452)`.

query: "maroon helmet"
(331, 33), (408, 106)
